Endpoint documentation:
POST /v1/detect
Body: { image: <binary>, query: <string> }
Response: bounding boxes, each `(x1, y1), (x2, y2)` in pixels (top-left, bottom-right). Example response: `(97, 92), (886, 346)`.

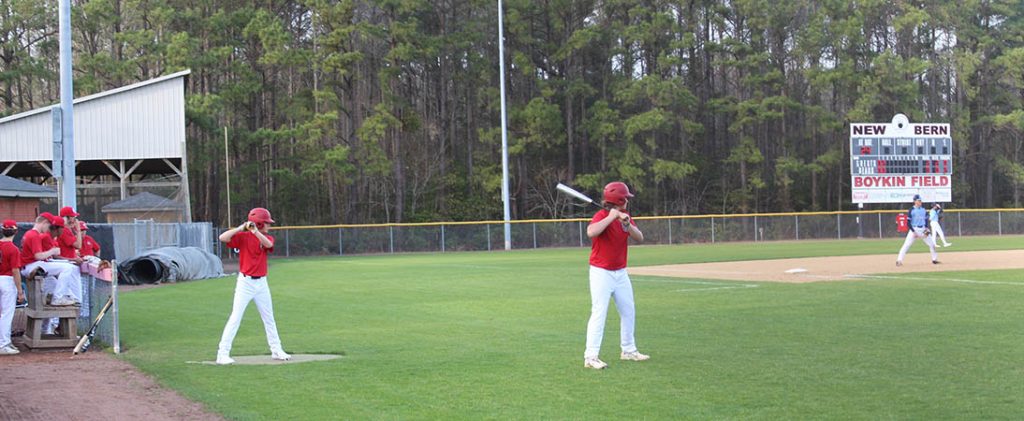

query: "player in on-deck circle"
(583, 181), (649, 370)
(896, 194), (939, 267)
(216, 207), (291, 365)
(929, 203), (952, 247)
(0, 220), (25, 355)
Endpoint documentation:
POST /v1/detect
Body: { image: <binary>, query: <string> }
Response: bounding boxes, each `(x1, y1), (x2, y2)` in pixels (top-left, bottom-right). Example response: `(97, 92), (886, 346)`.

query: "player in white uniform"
(929, 203), (952, 247)
(897, 195), (939, 266)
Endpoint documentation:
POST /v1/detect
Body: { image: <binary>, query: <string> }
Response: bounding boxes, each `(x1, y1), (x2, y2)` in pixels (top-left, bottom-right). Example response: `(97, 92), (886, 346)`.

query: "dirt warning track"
(630, 250), (1024, 283)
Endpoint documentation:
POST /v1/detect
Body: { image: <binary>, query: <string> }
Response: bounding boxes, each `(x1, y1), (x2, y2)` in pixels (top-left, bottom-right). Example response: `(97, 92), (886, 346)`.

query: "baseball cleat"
(943, 243), (952, 247)
(272, 351), (292, 361)
(896, 261), (903, 267)
(216, 355), (235, 365)
(620, 351), (650, 361)
(584, 357), (608, 369)
(932, 260), (941, 264)
(0, 345), (19, 355)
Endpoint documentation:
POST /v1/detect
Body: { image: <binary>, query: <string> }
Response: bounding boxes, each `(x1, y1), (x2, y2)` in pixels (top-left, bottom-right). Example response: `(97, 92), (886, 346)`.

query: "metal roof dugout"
(0, 70), (192, 221)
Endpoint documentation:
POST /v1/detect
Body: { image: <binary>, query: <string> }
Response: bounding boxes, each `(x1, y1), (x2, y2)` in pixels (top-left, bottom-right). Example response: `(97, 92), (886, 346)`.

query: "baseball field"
(115, 236), (1023, 420)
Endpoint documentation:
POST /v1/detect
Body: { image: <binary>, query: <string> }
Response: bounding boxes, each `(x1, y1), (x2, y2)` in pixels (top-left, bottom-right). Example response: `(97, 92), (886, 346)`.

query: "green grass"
(118, 236), (1024, 420)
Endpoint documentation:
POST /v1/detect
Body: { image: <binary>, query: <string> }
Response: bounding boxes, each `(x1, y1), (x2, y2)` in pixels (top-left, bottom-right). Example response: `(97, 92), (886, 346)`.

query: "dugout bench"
(13, 268), (81, 349)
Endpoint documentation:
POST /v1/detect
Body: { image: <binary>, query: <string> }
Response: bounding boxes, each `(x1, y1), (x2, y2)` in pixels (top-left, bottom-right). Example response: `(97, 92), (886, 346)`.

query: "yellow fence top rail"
(268, 208), (1024, 231)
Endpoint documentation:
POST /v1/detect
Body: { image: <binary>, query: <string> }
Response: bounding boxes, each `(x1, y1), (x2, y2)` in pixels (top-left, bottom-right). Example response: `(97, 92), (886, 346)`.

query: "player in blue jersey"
(896, 194), (939, 266)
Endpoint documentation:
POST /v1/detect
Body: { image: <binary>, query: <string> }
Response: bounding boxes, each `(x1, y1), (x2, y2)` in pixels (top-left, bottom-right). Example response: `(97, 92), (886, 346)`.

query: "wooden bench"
(13, 269), (80, 349)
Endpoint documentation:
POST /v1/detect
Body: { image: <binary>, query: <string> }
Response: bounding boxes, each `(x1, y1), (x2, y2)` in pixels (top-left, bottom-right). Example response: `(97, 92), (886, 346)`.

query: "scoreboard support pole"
(857, 203), (864, 239)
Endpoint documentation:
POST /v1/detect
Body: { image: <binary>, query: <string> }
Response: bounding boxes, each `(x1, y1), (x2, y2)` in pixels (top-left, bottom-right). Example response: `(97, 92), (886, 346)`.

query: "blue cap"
(912, 194), (922, 201)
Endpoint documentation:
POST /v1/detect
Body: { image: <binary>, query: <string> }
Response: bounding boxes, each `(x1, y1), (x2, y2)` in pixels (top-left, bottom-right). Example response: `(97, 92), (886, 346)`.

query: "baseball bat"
(556, 183), (602, 208)
(73, 296), (114, 355)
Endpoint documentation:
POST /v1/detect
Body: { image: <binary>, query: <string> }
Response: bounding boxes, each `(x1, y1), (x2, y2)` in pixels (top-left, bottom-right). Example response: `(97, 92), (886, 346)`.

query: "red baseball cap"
(59, 206), (79, 217)
(79, 221), (88, 231)
(49, 216), (65, 227)
(2, 220), (16, 229)
(39, 212), (55, 220)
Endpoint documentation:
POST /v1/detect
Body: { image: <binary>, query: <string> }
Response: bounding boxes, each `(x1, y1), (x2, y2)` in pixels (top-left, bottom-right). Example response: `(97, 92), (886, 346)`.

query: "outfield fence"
(209, 209), (1024, 258)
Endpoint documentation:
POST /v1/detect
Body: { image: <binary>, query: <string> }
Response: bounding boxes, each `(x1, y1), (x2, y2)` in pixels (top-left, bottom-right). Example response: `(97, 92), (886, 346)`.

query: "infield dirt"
(630, 249), (1024, 283)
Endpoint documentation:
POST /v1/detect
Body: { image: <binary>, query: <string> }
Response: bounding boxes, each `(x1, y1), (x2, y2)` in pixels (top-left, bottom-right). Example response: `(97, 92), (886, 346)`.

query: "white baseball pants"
(585, 266), (638, 359)
(897, 227), (938, 263)
(0, 276), (16, 348)
(21, 260), (82, 302)
(218, 274), (284, 355)
(930, 220), (949, 245)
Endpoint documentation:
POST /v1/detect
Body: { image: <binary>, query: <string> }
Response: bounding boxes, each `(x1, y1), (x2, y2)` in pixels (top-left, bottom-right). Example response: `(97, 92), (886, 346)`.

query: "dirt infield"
(630, 250), (1024, 283)
(0, 351), (221, 421)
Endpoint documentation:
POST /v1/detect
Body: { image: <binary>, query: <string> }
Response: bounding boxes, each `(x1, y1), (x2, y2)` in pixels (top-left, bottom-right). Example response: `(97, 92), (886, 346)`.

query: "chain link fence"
(211, 209), (1024, 259)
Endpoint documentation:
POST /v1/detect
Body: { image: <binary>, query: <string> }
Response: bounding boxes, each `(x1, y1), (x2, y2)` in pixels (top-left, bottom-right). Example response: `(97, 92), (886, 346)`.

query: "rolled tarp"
(119, 247), (224, 285)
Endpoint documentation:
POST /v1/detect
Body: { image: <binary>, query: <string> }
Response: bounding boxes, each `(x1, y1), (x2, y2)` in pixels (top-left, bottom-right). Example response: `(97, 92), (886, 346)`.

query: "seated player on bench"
(20, 213), (83, 335)
(0, 219), (25, 355)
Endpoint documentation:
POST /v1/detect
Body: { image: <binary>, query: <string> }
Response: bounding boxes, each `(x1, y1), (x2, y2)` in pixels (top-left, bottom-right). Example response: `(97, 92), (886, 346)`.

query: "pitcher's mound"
(187, 354), (343, 365)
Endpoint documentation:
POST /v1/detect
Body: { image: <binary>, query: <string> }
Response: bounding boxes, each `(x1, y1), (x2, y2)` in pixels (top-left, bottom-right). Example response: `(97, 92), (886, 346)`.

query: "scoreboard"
(850, 114), (953, 204)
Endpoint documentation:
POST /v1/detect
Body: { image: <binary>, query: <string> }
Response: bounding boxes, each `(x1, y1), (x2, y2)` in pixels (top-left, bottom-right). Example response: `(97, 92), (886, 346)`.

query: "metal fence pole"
(440, 225), (446, 252)
(389, 226), (395, 253)
(532, 223), (537, 248)
(578, 221), (583, 247)
(958, 212), (962, 237)
(878, 213), (882, 239)
(338, 228), (344, 256)
(795, 215), (799, 240)
(837, 214), (841, 239)
(998, 212), (1002, 235)
(111, 262), (120, 354)
(285, 229), (290, 257)
(711, 217), (716, 243)
(753, 216), (758, 242)
(487, 224), (492, 251)
(667, 219), (673, 244)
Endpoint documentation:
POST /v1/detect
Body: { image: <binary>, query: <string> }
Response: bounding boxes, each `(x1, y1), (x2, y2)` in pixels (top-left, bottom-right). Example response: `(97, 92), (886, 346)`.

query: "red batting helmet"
(603, 181), (634, 206)
(247, 207), (275, 224)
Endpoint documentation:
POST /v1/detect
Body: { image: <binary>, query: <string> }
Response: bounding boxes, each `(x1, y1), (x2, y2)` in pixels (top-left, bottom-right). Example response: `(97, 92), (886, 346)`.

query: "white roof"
(0, 69), (190, 162)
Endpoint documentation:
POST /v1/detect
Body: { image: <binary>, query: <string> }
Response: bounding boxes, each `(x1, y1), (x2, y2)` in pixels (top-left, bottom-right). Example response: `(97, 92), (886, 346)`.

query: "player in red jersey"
(0, 220), (25, 355)
(583, 182), (650, 370)
(216, 208), (291, 364)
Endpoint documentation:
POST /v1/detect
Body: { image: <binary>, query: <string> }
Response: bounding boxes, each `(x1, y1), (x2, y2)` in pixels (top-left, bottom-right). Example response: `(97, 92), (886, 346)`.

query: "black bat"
(556, 183), (603, 208)
(73, 296), (114, 355)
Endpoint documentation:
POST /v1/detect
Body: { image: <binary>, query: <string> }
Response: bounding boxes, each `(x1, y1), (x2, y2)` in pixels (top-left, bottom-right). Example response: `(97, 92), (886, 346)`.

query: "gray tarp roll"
(119, 247), (224, 285)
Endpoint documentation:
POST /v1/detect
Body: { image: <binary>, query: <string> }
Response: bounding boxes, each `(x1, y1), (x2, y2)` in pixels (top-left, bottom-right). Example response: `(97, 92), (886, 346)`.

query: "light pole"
(59, 0), (76, 209)
(498, 0), (512, 250)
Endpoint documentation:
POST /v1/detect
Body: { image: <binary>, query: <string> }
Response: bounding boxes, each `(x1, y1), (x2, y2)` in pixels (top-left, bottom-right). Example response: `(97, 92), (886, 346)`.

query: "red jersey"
(58, 228), (79, 258)
(228, 231), (274, 277)
(41, 232), (55, 251)
(20, 229), (49, 265)
(0, 240), (22, 276)
(896, 213), (909, 233)
(81, 235), (100, 257)
(588, 209), (636, 271)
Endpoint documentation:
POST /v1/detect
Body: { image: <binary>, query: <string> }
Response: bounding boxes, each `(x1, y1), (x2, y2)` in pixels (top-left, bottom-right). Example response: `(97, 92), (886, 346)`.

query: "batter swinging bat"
(556, 183), (602, 208)
(73, 296), (114, 355)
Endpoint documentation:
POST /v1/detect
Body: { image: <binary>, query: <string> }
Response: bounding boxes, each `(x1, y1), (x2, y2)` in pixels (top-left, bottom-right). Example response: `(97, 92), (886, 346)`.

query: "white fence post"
(285, 229), (290, 257)
(532, 223), (537, 248)
(998, 212), (1002, 235)
(338, 228), (343, 256)
(390, 226), (396, 253)
(877, 213), (882, 239)
(958, 212), (962, 237)
(440, 225), (446, 252)
(753, 216), (758, 242)
(837, 214), (841, 239)
(487, 224), (492, 251)
(711, 217), (716, 243)
(578, 221), (583, 247)
(667, 219), (673, 244)
(795, 215), (799, 240)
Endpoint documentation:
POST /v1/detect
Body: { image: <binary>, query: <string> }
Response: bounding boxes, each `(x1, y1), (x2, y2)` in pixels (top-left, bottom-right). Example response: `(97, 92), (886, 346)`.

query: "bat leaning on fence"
(73, 296), (114, 355)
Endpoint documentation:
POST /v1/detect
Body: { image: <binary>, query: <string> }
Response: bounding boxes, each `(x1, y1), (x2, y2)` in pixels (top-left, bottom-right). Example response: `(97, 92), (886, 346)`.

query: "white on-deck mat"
(186, 354), (343, 365)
